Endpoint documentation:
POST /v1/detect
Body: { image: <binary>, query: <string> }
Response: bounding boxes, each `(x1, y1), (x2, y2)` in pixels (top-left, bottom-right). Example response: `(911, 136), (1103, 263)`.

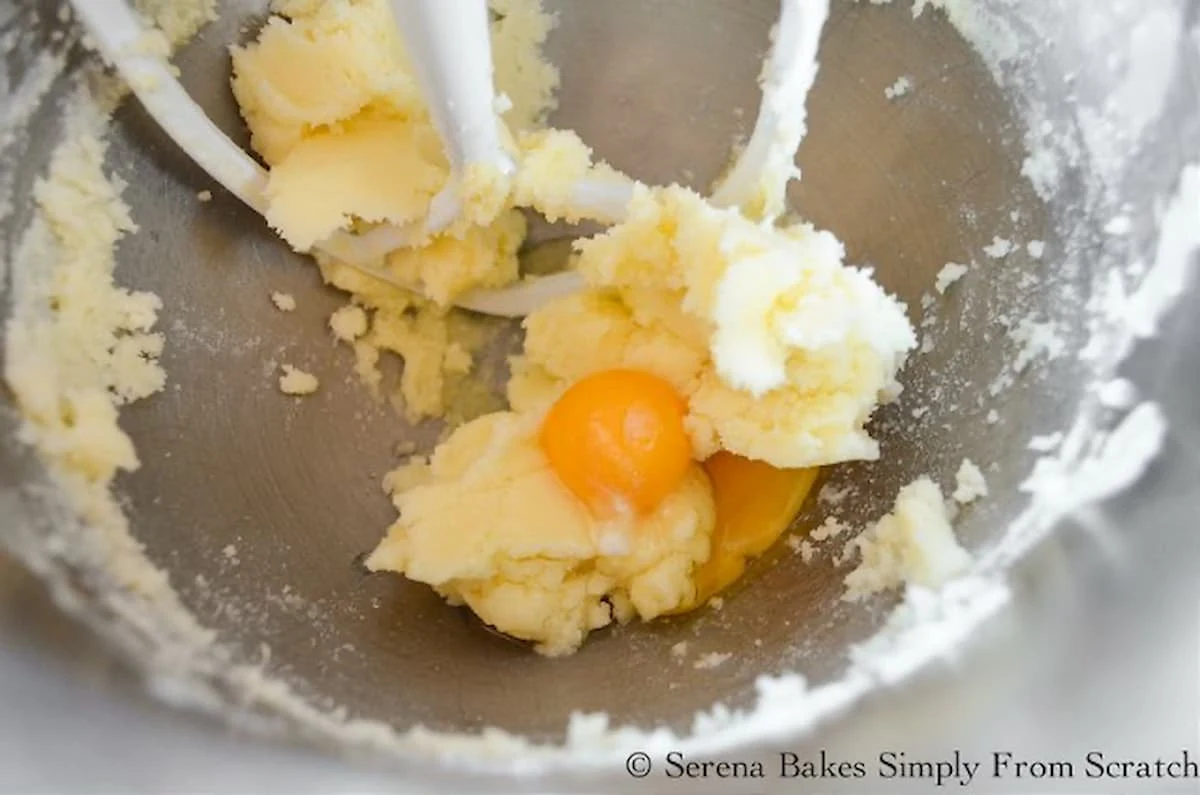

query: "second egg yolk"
(540, 369), (692, 518)
(674, 452), (819, 612)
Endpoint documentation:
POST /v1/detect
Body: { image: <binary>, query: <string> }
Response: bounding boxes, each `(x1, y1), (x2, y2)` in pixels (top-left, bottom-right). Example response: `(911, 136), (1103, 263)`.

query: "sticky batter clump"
(271, 291), (296, 312)
(232, 0), (922, 654)
(279, 364), (319, 396)
(366, 185), (916, 653)
(366, 412), (715, 656)
(5, 105), (166, 492)
(511, 187), (917, 468)
(842, 477), (971, 601)
(230, 0), (554, 271)
(231, 0), (569, 422)
(328, 305), (368, 342)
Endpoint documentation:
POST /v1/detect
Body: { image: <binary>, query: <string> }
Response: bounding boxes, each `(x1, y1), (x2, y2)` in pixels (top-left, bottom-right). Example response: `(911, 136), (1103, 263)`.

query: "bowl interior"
(5, 0), (1087, 741)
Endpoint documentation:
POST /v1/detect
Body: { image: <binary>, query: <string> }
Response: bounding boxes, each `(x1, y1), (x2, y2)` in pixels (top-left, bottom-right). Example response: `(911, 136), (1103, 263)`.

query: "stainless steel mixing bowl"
(1, 0), (1197, 790)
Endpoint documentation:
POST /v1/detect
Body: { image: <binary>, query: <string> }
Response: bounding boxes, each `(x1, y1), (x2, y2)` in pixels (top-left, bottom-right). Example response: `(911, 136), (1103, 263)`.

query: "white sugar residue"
(1016, 109), (1085, 202)
(0, 45), (71, 268)
(952, 459), (988, 504)
(570, 574), (1007, 758)
(817, 482), (851, 507)
(812, 516), (850, 542)
(694, 652), (732, 670)
(835, 535), (861, 568)
(995, 165), (1199, 573)
(1019, 403), (1167, 533)
(983, 235), (1014, 259)
(1021, 146), (1062, 200)
(792, 515), (852, 563)
(934, 262), (969, 293)
(848, 578), (1009, 686)
(1096, 7), (1184, 171)
(910, 0), (1021, 81)
(885, 75), (913, 100)
(1096, 377), (1137, 409)
(1121, 166), (1200, 343)
(1104, 215), (1133, 236)
(1010, 315), (1067, 373)
(1080, 167), (1200, 366)
(1027, 431), (1064, 453)
(0, 48), (69, 153)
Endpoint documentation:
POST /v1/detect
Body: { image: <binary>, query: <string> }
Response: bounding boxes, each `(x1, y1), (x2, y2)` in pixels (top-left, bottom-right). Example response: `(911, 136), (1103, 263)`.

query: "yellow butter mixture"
(231, 0), (917, 654)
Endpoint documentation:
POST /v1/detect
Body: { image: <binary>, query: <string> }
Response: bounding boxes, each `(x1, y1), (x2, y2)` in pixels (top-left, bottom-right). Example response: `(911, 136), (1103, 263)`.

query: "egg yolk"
(540, 369), (692, 518)
(675, 453), (819, 611)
